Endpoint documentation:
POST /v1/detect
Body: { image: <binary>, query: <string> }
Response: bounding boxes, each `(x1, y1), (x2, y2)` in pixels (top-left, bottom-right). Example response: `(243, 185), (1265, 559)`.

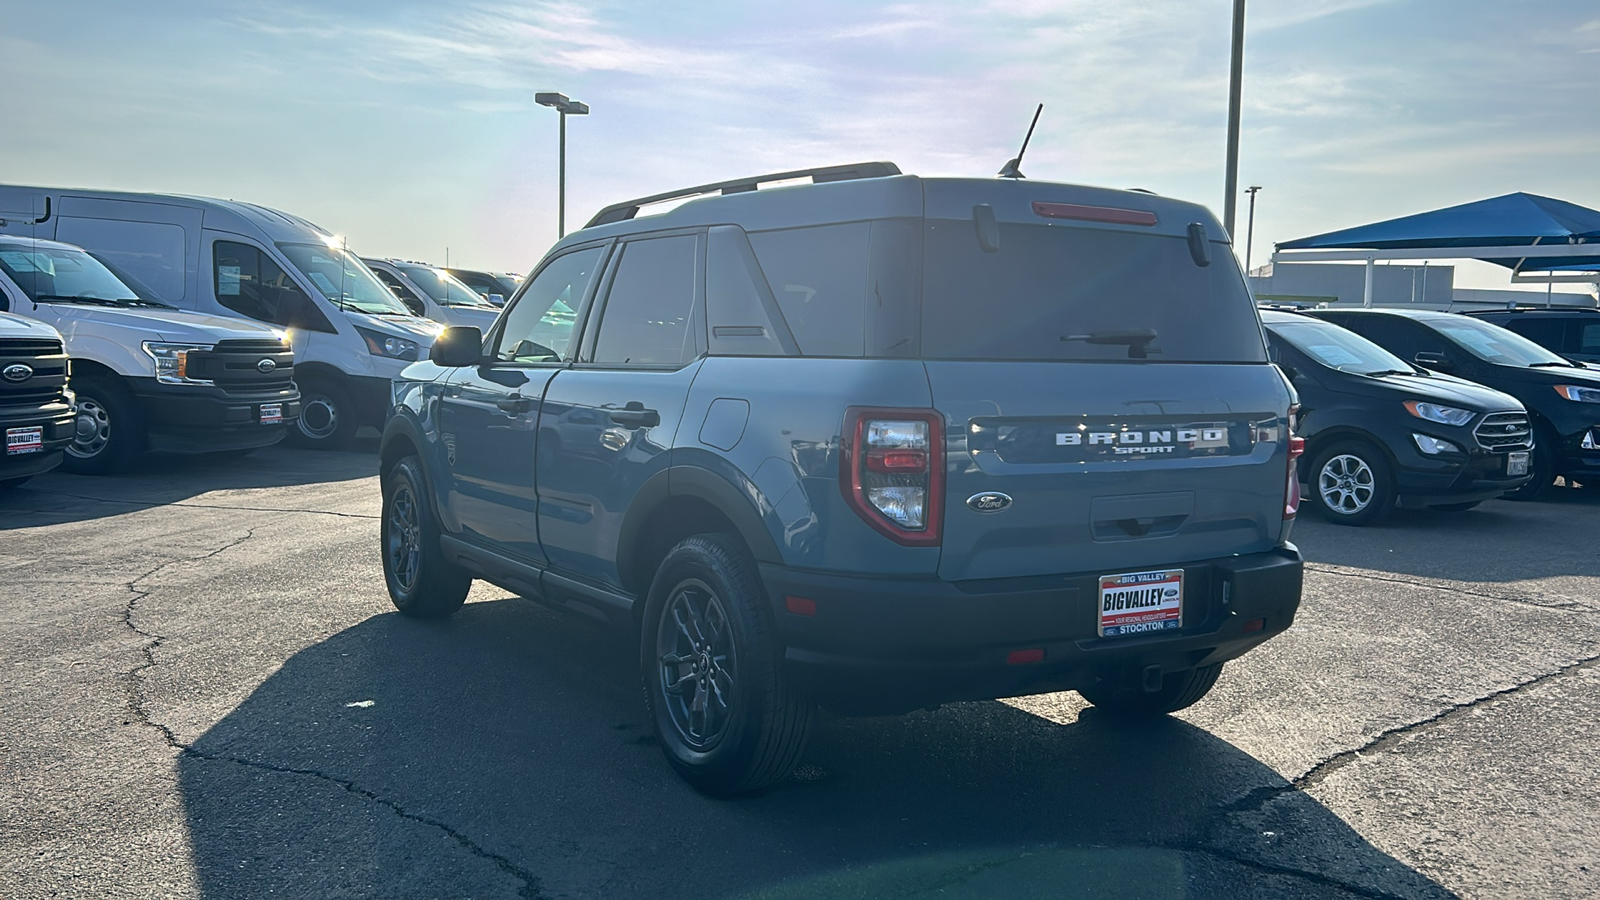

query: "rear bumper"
(759, 545), (1303, 712)
(127, 379), (301, 454)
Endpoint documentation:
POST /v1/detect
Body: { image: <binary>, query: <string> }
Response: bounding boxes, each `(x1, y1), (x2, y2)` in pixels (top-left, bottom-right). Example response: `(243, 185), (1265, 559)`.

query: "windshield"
(277, 242), (415, 317)
(921, 223), (1267, 362)
(1432, 316), (1571, 367)
(0, 243), (159, 307)
(88, 252), (175, 308)
(1269, 318), (1413, 376)
(448, 269), (518, 300)
(399, 264), (494, 308)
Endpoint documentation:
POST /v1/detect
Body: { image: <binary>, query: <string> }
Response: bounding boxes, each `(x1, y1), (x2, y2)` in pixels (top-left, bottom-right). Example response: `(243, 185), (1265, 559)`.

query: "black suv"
(1261, 310), (1531, 524)
(1465, 307), (1600, 365)
(0, 312), (73, 490)
(1309, 308), (1600, 497)
(380, 163), (1305, 794)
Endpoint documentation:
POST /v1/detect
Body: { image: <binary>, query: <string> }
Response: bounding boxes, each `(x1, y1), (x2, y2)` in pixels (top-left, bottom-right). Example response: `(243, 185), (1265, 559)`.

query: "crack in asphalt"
(116, 532), (545, 900)
(31, 488), (380, 519)
(1307, 563), (1596, 612)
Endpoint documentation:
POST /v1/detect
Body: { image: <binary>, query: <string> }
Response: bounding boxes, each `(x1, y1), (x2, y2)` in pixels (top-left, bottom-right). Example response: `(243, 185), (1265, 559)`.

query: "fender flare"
(616, 464), (784, 572)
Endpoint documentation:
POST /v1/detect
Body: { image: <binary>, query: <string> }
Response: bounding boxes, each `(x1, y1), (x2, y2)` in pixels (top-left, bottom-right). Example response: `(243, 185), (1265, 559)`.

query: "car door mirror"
(430, 326), (484, 366)
(487, 293), (505, 307)
(1413, 351), (1452, 373)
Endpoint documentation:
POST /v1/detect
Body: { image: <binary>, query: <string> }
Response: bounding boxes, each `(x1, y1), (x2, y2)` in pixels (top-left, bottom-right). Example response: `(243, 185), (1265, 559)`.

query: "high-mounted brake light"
(1032, 201), (1158, 227)
(840, 408), (944, 547)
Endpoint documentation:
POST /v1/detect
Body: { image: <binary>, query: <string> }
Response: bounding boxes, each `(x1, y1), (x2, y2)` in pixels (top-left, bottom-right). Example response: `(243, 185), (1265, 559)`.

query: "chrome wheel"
(386, 483), (421, 593)
(656, 578), (737, 751)
(1318, 453), (1375, 515)
(67, 397), (111, 459)
(297, 394), (340, 441)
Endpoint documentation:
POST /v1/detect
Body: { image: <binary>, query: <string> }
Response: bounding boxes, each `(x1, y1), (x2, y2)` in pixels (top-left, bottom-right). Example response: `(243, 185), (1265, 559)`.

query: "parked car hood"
(1340, 369), (1524, 413)
(41, 304), (285, 344)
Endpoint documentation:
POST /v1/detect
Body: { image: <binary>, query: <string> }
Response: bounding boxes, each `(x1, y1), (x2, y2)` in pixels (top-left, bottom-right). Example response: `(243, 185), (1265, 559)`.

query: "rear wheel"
(288, 376), (359, 449)
(381, 455), (470, 618)
(1080, 663), (1224, 718)
(641, 533), (813, 796)
(61, 375), (144, 475)
(1307, 440), (1395, 526)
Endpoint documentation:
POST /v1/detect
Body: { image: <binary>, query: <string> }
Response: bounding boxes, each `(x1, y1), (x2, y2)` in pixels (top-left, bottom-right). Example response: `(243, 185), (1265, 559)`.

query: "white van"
(0, 236), (299, 473)
(362, 258), (500, 330)
(0, 186), (442, 448)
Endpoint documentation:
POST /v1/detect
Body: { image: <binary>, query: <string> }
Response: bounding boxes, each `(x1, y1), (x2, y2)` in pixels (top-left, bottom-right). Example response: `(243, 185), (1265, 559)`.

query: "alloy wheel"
(386, 483), (421, 593)
(655, 578), (737, 751)
(1318, 453), (1375, 515)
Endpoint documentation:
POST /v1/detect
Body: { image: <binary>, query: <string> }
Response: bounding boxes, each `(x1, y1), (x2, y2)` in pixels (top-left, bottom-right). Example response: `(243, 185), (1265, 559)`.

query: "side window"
(705, 226), (795, 356)
(1575, 322), (1600, 356)
(493, 246), (604, 363)
(370, 267), (425, 316)
(591, 235), (699, 366)
(213, 240), (334, 333)
(1506, 317), (1564, 350)
(747, 223), (870, 357)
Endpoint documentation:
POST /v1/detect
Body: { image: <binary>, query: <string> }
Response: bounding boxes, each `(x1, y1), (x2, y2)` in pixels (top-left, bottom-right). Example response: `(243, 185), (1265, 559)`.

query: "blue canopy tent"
(1274, 192), (1600, 305)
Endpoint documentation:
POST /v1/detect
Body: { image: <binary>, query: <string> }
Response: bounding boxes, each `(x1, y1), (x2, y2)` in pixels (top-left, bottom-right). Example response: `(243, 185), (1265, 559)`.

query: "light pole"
(1222, 0), (1246, 239)
(1244, 185), (1262, 274)
(535, 92), (589, 238)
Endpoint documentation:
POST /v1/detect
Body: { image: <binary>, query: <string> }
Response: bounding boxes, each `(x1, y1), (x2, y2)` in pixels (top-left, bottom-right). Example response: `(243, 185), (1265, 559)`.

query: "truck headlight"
(141, 342), (215, 385)
(356, 327), (420, 361)
(1403, 401), (1474, 426)
(1553, 384), (1600, 404)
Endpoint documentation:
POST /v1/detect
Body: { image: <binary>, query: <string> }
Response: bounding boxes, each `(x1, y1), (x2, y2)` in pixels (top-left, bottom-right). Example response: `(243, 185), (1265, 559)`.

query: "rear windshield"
(921, 222), (1266, 363)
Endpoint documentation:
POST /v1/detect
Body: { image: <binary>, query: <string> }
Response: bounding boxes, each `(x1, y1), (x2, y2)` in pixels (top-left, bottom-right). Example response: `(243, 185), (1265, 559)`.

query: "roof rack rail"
(584, 161), (902, 229)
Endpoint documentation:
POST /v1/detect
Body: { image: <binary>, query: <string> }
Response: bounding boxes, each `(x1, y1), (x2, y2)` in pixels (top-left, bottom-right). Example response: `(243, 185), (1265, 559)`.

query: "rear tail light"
(1284, 405), (1305, 520)
(841, 408), (944, 546)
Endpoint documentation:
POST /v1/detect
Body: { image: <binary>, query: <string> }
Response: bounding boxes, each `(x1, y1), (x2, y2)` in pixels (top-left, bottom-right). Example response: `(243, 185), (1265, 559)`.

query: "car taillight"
(1284, 405), (1305, 520)
(841, 408), (944, 546)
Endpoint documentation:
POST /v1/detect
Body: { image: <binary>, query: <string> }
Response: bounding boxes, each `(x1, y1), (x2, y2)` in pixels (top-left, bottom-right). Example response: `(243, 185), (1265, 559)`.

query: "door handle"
(609, 401), (661, 429)
(496, 394), (532, 415)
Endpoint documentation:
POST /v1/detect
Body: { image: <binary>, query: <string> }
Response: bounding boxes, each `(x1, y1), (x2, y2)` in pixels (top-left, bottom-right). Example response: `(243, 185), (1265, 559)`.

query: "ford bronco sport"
(379, 163), (1305, 794)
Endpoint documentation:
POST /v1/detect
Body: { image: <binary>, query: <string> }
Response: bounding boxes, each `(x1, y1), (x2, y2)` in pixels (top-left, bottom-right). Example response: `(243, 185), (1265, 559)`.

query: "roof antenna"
(998, 104), (1043, 179)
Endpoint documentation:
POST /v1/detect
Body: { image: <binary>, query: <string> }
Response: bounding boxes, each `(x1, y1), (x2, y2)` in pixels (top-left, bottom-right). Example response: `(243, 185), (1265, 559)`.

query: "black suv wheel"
(641, 533), (813, 796)
(381, 455), (471, 618)
(1307, 440), (1395, 526)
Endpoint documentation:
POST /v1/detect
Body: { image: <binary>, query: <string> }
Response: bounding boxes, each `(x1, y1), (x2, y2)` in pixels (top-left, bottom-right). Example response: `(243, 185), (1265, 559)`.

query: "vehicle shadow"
(0, 438), (379, 530)
(177, 597), (1454, 899)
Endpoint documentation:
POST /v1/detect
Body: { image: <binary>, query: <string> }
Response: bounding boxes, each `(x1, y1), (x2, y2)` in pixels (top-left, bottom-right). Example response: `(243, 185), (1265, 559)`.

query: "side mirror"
(487, 293), (506, 307)
(1413, 351), (1452, 373)
(429, 326), (484, 367)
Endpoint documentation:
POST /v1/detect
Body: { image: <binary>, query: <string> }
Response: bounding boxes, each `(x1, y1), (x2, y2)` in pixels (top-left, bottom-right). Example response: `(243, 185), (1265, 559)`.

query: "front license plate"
(259, 403), (283, 425)
(1099, 569), (1183, 637)
(6, 426), (43, 455)
(1507, 451), (1530, 476)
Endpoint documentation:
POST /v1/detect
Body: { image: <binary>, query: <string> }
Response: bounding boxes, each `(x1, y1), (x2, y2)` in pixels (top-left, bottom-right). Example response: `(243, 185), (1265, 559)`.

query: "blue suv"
(379, 163), (1305, 794)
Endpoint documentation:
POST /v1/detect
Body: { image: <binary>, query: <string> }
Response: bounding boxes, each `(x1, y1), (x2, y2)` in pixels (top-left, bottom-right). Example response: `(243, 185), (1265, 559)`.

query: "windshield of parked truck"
(0, 242), (167, 308)
(398, 264), (495, 308)
(1268, 318), (1414, 376)
(1430, 315), (1572, 368)
(277, 242), (415, 317)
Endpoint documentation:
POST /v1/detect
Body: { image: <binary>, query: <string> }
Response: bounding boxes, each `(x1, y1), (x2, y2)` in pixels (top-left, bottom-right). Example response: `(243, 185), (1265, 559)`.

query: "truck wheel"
(61, 375), (144, 475)
(288, 377), (358, 449)
(381, 455), (470, 618)
(641, 533), (814, 796)
(1502, 435), (1554, 502)
(1079, 663), (1224, 718)
(1307, 440), (1395, 526)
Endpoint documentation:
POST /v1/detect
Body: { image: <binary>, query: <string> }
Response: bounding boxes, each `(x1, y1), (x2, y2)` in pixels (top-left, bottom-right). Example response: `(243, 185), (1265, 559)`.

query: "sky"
(4, 0), (1598, 292)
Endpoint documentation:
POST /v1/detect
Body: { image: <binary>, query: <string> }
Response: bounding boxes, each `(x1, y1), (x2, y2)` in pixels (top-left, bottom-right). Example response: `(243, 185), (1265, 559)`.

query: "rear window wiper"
(1061, 329), (1160, 359)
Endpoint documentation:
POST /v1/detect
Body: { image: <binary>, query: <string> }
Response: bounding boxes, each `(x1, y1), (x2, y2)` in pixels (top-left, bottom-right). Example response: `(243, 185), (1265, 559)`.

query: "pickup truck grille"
(0, 337), (69, 408)
(188, 339), (296, 393)
(1475, 412), (1532, 451)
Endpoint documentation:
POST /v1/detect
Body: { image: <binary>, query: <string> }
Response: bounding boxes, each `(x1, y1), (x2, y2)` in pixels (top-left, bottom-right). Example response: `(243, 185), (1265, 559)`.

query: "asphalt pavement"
(2, 444), (1597, 899)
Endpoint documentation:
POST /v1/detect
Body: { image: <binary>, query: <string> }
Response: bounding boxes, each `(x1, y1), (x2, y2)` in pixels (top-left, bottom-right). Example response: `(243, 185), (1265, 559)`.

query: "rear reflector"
(1242, 617), (1266, 634)
(1032, 201), (1158, 226)
(1007, 648), (1045, 665)
(784, 595), (817, 617)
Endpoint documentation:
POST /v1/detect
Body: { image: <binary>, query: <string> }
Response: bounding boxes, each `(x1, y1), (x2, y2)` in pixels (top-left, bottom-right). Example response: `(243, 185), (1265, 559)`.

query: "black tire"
(641, 533), (813, 796)
(381, 455), (471, 619)
(1502, 431), (1555, 502)
(1079, 663), (1224, 718)
(287, 376), (359, 449)
(1306, 440), (1395, 526)
(61, 375), (145, 475)
(1429, 500), (1482, 512)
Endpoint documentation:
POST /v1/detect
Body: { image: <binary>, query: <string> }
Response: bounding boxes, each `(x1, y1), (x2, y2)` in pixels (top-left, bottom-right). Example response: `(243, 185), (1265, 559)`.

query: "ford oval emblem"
(966, 491), (1013, 513)
(2, 363), (33, 383)
(256, 358), (277, 374)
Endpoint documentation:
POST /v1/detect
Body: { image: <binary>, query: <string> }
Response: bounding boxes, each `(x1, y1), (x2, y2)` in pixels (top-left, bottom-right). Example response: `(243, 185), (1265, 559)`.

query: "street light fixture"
(535, 92), (589, 238)
(1244, 185), (1262, 274)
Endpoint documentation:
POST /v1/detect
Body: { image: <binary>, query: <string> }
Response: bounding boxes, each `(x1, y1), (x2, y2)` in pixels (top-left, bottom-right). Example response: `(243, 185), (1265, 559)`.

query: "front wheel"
(1306, 441), (1395, 526)
(641, 533), (813, 796)
(1079, 663), (1224, 718)
(381, 455), (471, 618)
(288, 377), (359, 449)
(61, 375), (145, 475)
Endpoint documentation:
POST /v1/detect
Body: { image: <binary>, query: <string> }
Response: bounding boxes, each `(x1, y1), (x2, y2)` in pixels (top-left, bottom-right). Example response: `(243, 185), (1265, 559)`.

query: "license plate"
(6, 425), (43, 455)
(1507, 451), (1530, 476)
(1098, 569), (1183, 637)
(260, 403), (283, 425)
